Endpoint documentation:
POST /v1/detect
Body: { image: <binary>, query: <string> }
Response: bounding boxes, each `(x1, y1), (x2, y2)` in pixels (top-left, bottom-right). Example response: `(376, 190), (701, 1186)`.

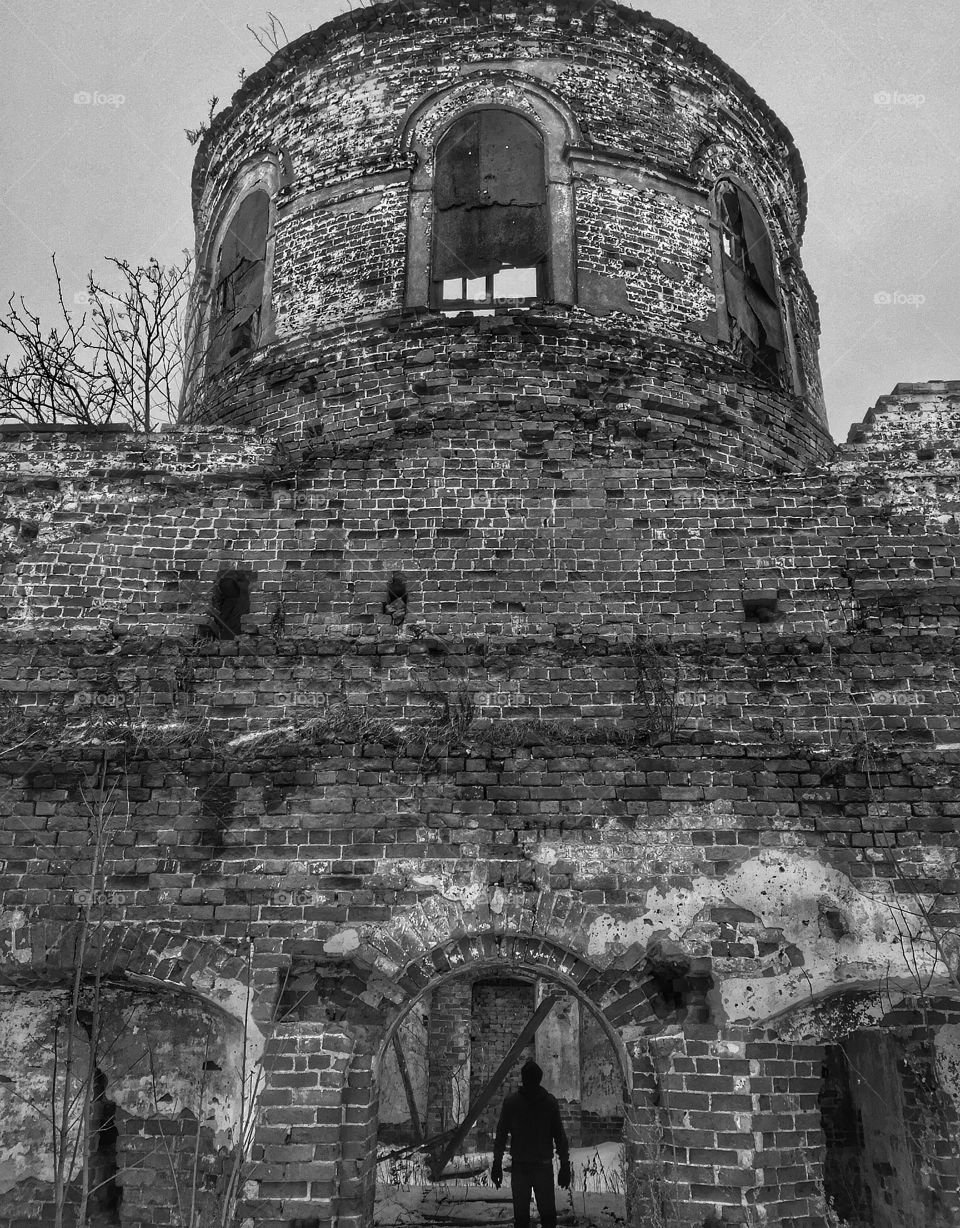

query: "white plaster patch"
(934, 1023), (960, 1118)
(0, 992), (72, 1191)
(0, 910), (32, 964)
(324, 928), (361, 956)
(582, 852), (950, 1025)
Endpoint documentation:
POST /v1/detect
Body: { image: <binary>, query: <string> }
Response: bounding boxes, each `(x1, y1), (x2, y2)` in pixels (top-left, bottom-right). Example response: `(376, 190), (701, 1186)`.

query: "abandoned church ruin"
(1, 1), (959, 1226)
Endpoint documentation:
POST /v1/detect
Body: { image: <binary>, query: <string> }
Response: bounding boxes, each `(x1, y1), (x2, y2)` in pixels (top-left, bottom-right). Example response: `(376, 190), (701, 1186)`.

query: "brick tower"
(2, 3), (960, 1228)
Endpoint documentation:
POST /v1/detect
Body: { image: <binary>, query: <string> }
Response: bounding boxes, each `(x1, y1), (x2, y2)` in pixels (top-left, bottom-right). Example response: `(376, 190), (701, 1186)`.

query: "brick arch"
(346, 922), (692, 1228)
(767, 981), (960, 1045)
(353, 891), (622, 978)
(374, 937), (638, 1094)
(343, 891), (711, 1038)
(400, 73), (580, 309)
(377, 932), (663, 1044)
(0, 917), (255, 1023)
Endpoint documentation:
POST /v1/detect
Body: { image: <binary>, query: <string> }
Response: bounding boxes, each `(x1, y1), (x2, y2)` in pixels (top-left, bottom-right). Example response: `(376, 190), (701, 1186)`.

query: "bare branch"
(0, 252), (195, 430)
(247, 12), (290, 54)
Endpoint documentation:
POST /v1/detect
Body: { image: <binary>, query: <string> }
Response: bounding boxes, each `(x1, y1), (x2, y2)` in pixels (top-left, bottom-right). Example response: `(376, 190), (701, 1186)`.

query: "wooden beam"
(429, 993), (561, 1179)
(392, 1032), (425, 1145)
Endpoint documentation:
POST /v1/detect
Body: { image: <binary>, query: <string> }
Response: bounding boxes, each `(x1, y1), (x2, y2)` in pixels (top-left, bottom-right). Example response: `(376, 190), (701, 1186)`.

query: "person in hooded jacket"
(491, 1059), (571, 1228)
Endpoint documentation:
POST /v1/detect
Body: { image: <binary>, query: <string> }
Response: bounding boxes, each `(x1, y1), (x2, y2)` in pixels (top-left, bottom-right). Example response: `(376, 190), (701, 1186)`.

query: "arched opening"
(208, 188), (271, 371)
(0, 981), (252, 1226)
(714, 179), (786, 386)
(431, 109), (549, 313)
(816, 1020), (960, 1228)
(373, 963), (631, 1228)
(402, 77), (579, 310)
(770, 987), (960, 1228)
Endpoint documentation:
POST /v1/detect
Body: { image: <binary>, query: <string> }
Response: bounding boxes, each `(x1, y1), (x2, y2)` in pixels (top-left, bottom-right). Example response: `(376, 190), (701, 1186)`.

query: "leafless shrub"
(0, 254), (194, 430)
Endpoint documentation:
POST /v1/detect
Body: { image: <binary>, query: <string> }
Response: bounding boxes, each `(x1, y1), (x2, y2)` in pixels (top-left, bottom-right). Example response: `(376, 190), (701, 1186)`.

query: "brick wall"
(182, 0), (825, 443)
(425, 981), (472, 1144)
(469, 979), (536, 1147)
(1, 0), (959, 1223)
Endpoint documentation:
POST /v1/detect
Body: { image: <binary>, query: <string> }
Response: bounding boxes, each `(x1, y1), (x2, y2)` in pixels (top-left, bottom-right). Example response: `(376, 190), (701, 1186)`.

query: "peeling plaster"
(0, 909), (32, 964)
(100, 994), (247, 1141)
(0, 986), (261, 1196)
(583, 850), (951, 1024)
(0, 991), (73, 1192)
(934, 1022), (960, 1119)
(357, 849), (950, 1028)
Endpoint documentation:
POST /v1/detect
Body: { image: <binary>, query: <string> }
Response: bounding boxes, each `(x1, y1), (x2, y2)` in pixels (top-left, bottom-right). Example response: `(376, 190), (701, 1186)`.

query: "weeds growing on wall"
(623, 1109), (683, 1228)
(625, 634), (704, 743)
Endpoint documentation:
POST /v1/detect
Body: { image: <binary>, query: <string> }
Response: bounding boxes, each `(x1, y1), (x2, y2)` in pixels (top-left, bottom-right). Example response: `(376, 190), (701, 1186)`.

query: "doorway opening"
(375, 970), (628, 1228)
(818, 1028), (959, 1228)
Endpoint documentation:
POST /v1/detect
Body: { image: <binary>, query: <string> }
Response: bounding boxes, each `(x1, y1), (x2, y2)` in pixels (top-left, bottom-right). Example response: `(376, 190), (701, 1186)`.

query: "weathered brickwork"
(182, 0), (825, 442)
(2, 1), (959, 1225)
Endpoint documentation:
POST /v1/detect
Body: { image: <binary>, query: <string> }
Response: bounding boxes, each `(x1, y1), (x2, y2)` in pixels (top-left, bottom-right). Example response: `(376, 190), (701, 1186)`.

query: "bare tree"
(0, 253), (193, 431)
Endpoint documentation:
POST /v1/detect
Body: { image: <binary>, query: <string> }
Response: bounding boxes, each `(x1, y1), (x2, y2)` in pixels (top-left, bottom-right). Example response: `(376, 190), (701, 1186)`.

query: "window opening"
(716, 183), (785, 385)
(432, 111), (548, 312)
(209, 189), (269, 369)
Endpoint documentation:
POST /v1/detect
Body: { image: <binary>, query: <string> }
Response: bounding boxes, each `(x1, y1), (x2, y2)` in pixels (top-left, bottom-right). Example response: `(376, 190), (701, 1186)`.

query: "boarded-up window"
(717, 183), (784, 384)
(432, 110), (548, 309)
(209, 189), (269, 369)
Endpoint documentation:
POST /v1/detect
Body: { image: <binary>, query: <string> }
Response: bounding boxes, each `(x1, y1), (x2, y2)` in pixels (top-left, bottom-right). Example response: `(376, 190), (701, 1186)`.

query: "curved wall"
(183, 0), (829, 470)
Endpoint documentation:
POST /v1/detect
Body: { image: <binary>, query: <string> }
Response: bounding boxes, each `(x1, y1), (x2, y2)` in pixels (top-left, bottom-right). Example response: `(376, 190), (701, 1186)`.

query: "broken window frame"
(429, 108), (551, 314)
(190, 155), (282, 385)
(712, 178), (789, 389)
(208, 189), (271, 371)
(438, 267), (544, 312)
(400, 78), (580, 312)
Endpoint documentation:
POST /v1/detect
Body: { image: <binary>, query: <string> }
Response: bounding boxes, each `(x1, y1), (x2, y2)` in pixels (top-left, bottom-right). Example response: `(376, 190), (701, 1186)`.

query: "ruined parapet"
(181, 0), (830, 474)
(843, 379), (960, 458)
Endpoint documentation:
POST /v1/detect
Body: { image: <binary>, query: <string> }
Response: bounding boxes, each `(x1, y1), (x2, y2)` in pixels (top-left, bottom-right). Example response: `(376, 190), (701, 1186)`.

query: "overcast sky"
(1, 0), (957, 440)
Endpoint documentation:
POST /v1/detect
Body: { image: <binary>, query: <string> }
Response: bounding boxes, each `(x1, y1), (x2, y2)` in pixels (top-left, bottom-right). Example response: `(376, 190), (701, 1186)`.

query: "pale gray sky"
(1, 1), (958, 440)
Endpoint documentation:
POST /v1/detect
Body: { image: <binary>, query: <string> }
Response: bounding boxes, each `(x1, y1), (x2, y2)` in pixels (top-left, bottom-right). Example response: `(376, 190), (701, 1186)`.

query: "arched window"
(715, 181), (785, 384)
(208, 189), (270, 370)
(431, 110), (549, 311)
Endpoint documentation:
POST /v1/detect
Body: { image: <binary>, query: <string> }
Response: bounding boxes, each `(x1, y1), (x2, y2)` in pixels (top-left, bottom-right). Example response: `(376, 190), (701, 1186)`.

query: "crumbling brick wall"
(2, 384), (960, 1223)
(183, 0), (826, 449)
(2, 0), (960, 1220)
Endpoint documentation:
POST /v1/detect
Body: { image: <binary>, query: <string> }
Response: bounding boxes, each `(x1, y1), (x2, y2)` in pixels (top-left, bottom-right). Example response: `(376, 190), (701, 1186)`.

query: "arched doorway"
(771, 988), (960, 1228)
(373, 959), (634, 1228)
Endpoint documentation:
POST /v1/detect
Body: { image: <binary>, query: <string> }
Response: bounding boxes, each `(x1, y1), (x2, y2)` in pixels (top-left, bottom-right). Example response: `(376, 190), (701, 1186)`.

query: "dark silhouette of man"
(491, 1059), (571, 1228)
